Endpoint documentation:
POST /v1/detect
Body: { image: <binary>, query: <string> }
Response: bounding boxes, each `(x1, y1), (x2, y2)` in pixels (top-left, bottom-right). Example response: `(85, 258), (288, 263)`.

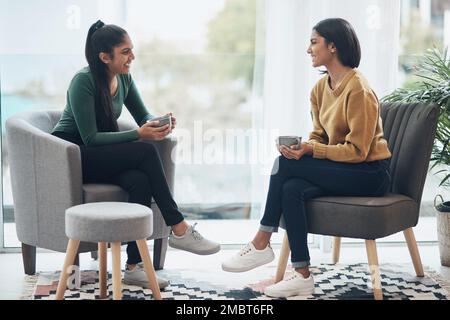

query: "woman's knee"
(282, 178), (312, 199)
(283, 178), (323, 204)
(282, 178), (302, 195)
(134, 141), (159, 158)
(271, 156), (287, 175)
(116, 170), (150, 190)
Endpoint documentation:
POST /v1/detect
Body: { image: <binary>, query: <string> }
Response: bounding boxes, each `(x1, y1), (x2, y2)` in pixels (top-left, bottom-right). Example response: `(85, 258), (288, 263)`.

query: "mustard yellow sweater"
(308, 69), (391, 163)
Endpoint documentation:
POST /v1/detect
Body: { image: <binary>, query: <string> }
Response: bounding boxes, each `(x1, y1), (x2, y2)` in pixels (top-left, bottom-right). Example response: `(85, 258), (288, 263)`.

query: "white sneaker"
(221, 242), (275, 273)
(169, 223), (220, 255)
(264, 270), (314, 298)
(123, 263), (170, 289)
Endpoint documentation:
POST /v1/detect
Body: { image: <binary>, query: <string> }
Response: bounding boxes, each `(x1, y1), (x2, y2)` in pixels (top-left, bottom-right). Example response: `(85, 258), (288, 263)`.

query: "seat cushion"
(83, 184), (129, 203)
(66, 202), (153, 242)
(280, 193), (419, 239)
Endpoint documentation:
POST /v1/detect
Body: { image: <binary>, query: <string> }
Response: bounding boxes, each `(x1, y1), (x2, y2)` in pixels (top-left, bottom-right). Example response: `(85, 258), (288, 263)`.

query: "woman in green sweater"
(52, 20), (220, 290)
(222, 18), (392, 298)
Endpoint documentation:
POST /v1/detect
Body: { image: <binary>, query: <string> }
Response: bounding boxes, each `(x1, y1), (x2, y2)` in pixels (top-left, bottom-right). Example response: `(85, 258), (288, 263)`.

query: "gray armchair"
(276, 102), (439, 300)
(6, 110), (175, 275)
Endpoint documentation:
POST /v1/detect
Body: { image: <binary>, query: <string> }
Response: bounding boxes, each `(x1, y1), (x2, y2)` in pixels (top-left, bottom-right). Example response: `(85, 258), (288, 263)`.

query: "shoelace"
(238, 242), (271, 256)
(190, 223), (203, 240)
(285, 272), (300, 281)
(125, 263), (143, 272)
(136, 262), (145, 270)
(238, 243), (253, 256)
(285, 271), (309, 281)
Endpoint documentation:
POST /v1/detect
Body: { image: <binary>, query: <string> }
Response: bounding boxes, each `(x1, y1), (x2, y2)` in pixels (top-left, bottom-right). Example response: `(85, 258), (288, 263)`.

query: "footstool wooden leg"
(55, 239), (80, 300)
(275, 232), (290, 283)
(98, 242), (108, 299)
(136, 239), (162, 300)
(111, 242), (122, 300)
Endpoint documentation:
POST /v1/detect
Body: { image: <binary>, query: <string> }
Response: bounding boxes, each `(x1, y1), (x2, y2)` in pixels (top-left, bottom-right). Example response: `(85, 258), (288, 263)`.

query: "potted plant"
(383, 47), (450, 266)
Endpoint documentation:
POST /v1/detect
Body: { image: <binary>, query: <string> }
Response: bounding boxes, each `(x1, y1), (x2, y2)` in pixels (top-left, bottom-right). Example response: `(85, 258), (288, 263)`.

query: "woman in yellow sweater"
(222, 18), (392, 298)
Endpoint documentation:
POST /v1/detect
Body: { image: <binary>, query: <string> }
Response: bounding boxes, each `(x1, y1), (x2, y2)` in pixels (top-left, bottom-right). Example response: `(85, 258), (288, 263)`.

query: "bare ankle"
(251, 241), (268, 250)
(252, 231), (271, 250)
(295, 267), (310, 278)
(172, 221), (189, 236)
(126, 264), (136, 271)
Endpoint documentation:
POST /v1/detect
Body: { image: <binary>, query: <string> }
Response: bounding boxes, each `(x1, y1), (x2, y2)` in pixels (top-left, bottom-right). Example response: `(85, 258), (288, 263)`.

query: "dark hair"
(85, 20), (128, 132)
(313, 18), (361, 69)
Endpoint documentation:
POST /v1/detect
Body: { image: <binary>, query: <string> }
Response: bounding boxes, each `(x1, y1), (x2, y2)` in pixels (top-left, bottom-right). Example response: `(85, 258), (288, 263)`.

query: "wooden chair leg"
(55, 239), (80, 300)
(91, 251), (99, 261)
(275, 232), (290, 283)
(153, 238), (168, 270)
(403, 228), (424, 277)
(136, 239), (162, 300)
(111, 242), (122, 300)
(365, 240), (383, 300)
(332, 237), (341, 264)
(22, 243), (36, 275)
(98, 242), (108, 299)
(73, 254), (80, 267)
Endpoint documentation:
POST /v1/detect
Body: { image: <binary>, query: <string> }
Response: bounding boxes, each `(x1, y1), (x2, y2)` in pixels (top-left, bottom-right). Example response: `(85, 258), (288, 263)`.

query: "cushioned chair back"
(380, 102), (439, 204)
(11, 110), (62, 133)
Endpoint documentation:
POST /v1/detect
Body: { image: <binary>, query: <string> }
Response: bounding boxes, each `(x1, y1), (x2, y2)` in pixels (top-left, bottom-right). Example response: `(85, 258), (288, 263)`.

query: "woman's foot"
(123, 263), (170, 289)
(264, 269), (314, 298)
(169, 223), (221, 255)
(221, 242), (275, 272)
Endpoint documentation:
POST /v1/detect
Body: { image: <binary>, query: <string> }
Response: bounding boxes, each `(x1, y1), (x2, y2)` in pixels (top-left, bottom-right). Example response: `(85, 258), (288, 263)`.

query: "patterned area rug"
(22, 263), (450, 300)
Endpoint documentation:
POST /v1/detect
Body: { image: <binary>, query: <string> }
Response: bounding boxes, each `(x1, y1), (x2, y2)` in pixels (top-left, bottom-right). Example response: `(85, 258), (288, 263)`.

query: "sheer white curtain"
(251, 0), (401, 217)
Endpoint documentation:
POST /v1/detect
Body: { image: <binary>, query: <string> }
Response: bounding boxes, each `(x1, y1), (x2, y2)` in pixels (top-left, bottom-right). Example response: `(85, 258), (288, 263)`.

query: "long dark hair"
(313, 18), (361, 69)
(85, 20), (127, 132)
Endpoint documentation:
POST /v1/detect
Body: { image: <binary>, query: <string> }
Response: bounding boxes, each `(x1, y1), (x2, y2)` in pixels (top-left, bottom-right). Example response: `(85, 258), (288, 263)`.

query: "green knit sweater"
(52, 67), (153, 146)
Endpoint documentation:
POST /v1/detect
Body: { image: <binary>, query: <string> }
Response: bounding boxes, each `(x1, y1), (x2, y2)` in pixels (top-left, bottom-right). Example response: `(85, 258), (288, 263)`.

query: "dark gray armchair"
(276, 102), (439, 300)
(6, 110), (175, 274)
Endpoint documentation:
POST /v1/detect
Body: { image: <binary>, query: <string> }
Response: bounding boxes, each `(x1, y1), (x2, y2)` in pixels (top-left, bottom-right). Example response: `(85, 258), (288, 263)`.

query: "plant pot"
(435, 195), (450, 267)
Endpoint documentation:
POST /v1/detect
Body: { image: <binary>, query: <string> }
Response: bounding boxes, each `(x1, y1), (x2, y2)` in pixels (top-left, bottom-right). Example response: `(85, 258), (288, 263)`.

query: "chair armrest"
(117, 119), (137, 131)
(148, 138), (176, 239)
(34, 131), (84, 251)
(34, 132), (83, 203)
(151, 137), (177, 193)
(6, 118), (84, 252)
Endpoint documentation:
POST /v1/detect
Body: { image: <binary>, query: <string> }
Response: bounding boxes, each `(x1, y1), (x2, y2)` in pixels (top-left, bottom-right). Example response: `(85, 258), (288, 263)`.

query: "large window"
(1, 0), (449, 249)
(125, 0), (257, 217)
(0, 0), (259, 248)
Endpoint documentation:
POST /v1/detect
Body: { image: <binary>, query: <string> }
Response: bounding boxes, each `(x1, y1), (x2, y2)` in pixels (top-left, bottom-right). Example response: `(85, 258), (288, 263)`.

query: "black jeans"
(52, 132), (184, 265)
(260, 155), (391, 268)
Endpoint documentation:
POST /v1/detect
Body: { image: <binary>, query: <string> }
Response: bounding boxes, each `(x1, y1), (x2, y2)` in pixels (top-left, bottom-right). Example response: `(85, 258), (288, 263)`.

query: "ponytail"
(85, 20), (127, 132)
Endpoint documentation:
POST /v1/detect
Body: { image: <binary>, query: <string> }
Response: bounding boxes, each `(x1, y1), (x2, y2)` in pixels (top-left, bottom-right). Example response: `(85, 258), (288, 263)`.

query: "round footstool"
(55, 202), (161, 300)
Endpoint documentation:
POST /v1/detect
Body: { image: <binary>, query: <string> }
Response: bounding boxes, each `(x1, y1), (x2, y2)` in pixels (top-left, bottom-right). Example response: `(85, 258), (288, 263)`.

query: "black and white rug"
(23, 263), (450, 300)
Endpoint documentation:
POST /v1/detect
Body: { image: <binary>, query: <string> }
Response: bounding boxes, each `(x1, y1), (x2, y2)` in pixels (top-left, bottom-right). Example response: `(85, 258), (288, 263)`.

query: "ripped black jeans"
(260, 155), (391, 268)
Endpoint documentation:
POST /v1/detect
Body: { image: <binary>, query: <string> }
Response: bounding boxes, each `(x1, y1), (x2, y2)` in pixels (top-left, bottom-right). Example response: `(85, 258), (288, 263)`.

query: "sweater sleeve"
(69, 73), (140, 146)
(124, 75), (154, 126)
(312, 89), (379, 163)
(308, 89), (328, 145)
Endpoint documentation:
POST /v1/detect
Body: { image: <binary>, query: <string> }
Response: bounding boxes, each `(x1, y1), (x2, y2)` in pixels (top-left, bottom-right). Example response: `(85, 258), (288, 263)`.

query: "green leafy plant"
(383, 47), (450, 187)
